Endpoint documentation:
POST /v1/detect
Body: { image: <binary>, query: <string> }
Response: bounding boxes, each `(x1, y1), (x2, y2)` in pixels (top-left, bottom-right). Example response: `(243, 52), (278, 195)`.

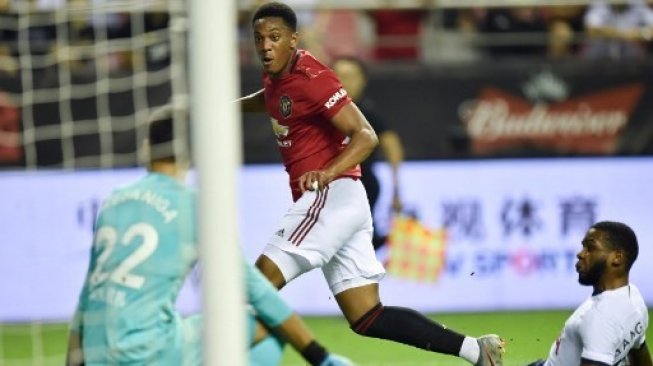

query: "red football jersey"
(263, 50), (361, 201)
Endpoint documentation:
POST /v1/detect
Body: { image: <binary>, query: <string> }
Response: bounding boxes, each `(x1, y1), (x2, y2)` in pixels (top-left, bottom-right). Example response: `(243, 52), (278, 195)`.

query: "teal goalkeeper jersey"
(73, 172), (198, 364)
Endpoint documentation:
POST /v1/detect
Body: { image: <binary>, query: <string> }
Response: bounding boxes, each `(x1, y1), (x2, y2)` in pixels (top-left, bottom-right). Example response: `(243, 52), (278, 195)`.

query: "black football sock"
(351, 303), (465, 356)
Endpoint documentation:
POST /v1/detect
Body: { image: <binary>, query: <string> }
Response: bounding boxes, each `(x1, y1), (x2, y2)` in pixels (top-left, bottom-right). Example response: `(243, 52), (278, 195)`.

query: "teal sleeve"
(71, 222), (100, 333)
(70, 259), (93, 333)
(244, 261), (293, 328)
(70, 307), (83, 334)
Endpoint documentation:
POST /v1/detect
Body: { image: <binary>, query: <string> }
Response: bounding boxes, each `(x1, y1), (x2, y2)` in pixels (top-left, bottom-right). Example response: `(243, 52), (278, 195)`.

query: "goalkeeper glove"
(318, 354), (355, 366)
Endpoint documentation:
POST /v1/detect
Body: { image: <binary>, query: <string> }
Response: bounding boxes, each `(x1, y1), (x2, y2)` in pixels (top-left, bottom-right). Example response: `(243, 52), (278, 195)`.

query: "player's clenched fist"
(298, 170), (333, 192)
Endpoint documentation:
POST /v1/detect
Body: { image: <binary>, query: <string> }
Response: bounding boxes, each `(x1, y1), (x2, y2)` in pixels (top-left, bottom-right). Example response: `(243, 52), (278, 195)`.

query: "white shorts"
(263, 177), (386, 295)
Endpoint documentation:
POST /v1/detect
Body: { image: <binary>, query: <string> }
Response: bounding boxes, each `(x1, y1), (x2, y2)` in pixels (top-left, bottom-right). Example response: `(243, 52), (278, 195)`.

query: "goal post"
(189, 0), (247, 365)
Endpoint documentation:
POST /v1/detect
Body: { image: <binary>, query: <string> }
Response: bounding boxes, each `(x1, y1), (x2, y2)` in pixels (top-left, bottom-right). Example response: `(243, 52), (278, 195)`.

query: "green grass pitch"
(2, 310), (651, 365)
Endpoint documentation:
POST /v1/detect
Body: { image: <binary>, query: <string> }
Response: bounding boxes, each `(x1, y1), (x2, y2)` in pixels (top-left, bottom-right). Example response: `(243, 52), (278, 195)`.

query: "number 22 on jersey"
(90, 223), (159, 290)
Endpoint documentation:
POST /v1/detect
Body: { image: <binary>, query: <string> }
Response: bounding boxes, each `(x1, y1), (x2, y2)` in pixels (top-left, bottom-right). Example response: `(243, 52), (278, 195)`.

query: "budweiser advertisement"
(461, 83), (644, 155)
(460, 73), (645, 155)
(241, 62), (653, 162)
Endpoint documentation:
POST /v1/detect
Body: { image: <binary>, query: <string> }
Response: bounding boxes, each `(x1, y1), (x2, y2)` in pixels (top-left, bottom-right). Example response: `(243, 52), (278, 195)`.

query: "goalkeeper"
(66, 106), (353, 366)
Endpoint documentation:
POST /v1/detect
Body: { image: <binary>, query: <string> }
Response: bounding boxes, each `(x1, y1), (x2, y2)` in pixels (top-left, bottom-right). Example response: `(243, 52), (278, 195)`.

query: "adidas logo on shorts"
(275, 229), (285, 237)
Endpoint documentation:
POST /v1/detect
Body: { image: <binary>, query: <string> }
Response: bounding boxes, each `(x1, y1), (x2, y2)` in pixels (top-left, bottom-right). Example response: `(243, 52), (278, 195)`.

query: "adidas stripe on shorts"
(262, 177), (386, 295)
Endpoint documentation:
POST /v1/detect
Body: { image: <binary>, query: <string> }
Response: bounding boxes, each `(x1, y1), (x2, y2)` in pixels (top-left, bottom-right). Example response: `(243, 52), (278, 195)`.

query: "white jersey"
(545, 284), (648, 366)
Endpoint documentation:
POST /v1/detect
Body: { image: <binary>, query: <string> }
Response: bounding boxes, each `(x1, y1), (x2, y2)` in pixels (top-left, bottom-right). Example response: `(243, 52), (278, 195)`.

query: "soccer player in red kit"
(238, 2), (505, 365)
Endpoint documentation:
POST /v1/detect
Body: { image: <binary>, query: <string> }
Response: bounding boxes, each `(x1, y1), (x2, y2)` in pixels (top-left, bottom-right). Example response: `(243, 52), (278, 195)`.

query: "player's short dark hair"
(331, 56), (369, 79)
(591, 221), (639, 271)
(252, 1), (297, 32)
(147, 104), (177, 162)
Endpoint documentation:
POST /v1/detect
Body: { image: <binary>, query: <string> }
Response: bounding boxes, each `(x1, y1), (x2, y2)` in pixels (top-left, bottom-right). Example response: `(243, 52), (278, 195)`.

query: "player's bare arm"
(273, 313), (315, 352)
(237, 88), (267, 113)
(251, 316), (314, 353)
(629, 342), (653, 366)
(298, 102), (378, 192)
(254, 310), (351, 366)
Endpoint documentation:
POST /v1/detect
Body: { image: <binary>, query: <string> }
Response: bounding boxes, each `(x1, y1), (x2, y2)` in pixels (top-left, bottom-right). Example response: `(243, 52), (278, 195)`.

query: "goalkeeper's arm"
(67, 251), (94, 366)
(245, 260), (354, 366)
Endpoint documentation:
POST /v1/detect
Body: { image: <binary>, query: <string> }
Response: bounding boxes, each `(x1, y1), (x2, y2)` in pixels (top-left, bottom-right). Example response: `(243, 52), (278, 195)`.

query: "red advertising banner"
(462, 83), (645, 155)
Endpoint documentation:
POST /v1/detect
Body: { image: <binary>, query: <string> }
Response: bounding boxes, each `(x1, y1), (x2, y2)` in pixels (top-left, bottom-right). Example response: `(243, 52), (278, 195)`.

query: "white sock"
(459, 336), (480, 365)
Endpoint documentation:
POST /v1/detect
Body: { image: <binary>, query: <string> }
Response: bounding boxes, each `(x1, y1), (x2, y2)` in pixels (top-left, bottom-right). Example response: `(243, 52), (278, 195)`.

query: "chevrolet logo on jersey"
(271, 118), (289, 138)
(271, 118), (291, 147)
(280, 95), (292, 118)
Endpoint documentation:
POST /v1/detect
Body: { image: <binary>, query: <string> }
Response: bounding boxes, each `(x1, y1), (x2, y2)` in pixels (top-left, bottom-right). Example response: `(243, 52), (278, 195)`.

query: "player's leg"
(255, 254), (288, 289)
(255, 245), (313, 290)
(256, 180), (365, 288)
(338, 283), (465, 349)
(325, 231), (469, 357)
(324, 204), (504, 366)
(334, 284), (481, 361)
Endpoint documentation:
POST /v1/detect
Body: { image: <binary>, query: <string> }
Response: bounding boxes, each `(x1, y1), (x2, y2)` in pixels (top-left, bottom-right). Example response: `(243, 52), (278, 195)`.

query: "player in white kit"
(528, 221), (651, 366)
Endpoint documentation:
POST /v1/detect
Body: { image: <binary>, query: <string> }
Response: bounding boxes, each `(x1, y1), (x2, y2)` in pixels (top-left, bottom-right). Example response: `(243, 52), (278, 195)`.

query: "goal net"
(0, 0), (189, 169)
(0, 0), (244, 364)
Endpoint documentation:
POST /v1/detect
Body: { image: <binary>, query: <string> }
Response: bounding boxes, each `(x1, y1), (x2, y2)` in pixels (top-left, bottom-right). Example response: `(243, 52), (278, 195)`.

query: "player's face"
(576, 228), (611, 286)
(332, 60), (366, 101)
(253, 17), (297, 77)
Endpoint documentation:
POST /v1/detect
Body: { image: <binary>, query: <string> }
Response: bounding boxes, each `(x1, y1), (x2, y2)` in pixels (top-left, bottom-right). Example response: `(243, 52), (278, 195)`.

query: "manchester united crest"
(279, 95), (292, 118)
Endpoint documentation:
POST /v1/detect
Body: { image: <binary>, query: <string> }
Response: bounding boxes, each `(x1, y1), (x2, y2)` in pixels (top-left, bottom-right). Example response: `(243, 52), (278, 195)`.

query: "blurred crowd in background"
(237, 0), (653, 65)
(1, 0), (653, 78)
(0, 0), (172, 77)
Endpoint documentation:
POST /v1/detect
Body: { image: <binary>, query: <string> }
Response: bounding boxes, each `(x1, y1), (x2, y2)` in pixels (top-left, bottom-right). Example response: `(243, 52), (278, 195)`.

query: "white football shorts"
(262, 177), (386, 295)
